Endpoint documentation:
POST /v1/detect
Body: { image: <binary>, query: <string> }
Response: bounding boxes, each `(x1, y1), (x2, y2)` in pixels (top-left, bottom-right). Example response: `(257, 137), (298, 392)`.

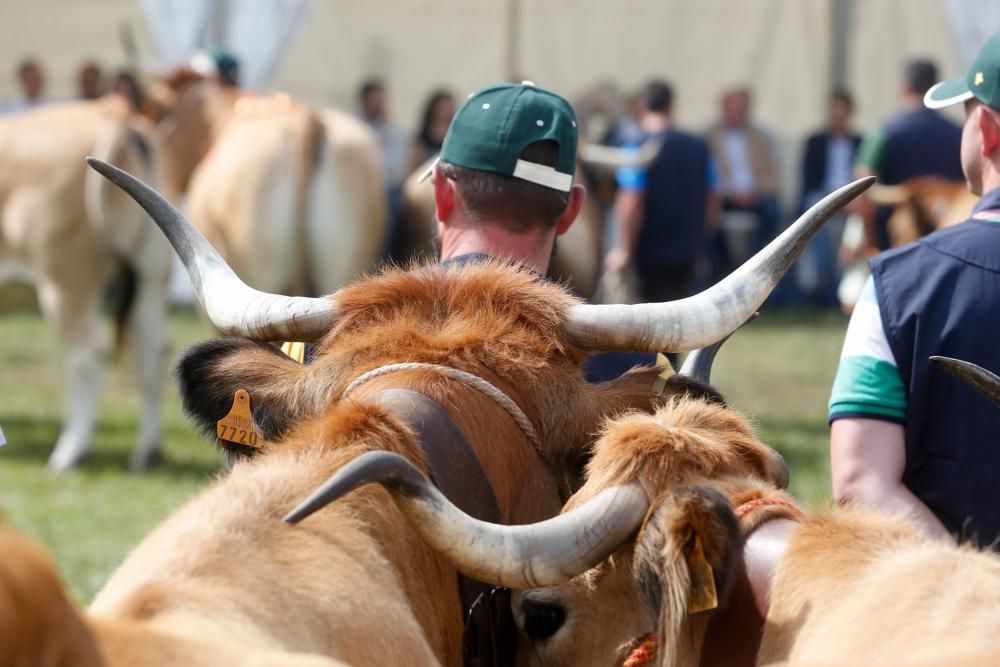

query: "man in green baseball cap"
(829, 31), (1000, 545)
(926, 33), (1000, 117)
(421, 81), (586, 273)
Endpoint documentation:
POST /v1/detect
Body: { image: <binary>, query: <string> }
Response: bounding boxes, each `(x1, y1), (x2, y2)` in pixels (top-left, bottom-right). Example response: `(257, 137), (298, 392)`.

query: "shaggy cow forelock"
(575, 399), (783, 505)
(317, 261), (583, 368)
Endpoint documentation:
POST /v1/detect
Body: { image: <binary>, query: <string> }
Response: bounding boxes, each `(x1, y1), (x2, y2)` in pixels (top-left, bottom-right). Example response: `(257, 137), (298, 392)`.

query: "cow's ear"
(659, 374), (727, 407)
(174, 339), (315, 456)
(633, 485), (740, 664)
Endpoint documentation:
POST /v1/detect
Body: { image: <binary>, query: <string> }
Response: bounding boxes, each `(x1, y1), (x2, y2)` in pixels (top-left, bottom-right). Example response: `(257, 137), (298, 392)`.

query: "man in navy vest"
(854, 60), (964, 251)
(596, 79), (715, 378)
(604, 79), (717, 303)
(829, 32), (1000, 546)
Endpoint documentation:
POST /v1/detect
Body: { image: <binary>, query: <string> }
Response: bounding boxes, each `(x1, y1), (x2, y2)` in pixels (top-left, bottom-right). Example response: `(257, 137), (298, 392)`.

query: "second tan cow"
(493, 399), (1000, 666)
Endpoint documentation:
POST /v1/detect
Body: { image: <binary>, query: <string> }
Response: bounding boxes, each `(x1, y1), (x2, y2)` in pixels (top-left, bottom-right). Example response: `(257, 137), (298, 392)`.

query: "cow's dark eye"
(521, 596), (566, 641)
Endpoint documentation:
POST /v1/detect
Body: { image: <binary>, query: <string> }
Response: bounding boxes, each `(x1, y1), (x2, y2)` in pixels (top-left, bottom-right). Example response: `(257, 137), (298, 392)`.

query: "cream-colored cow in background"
(0, 96), (171, 471)
(150, 69), (386, 299)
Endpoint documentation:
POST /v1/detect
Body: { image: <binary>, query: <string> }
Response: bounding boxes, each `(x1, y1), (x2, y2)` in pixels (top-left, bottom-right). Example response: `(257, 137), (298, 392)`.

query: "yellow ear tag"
(280, 341), (306, 364)
(685, 534), (719, 614)
(216, 389), (265, 449)
(652, 352), (671, 397)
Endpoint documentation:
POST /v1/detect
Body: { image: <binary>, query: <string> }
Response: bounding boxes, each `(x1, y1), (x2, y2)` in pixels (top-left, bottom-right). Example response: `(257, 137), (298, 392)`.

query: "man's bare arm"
(831, 417), (951, 541)
(605, 190), (644, 271)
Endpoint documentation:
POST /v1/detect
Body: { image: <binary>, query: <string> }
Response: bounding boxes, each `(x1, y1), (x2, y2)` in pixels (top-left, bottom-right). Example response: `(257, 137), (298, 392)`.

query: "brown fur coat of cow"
(1, 262), (704, 666)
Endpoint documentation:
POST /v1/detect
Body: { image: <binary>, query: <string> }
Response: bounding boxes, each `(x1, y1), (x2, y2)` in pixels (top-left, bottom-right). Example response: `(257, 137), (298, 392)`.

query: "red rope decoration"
(621, 497), (801, 666)
(622, 633), (658, 667)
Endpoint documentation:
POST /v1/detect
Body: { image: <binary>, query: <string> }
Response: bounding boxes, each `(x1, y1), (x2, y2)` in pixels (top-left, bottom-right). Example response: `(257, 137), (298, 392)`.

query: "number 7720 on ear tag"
(216, 389), (266, 449)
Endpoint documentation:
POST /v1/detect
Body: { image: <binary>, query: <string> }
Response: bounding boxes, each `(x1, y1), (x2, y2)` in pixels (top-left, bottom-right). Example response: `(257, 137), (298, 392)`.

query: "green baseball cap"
(926, 32), (1000, 110)
(420, 81), (578, 192)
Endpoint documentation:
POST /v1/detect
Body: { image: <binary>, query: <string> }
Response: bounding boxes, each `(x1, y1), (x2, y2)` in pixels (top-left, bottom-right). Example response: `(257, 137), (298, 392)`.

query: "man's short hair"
(17, 59), (39, 79)
(644, 80), (674, 113)
(440, 140), (569, 233)
(831, 87), (854, 109)
(905, 60), (939, 96)
(359, 78), (384, 103)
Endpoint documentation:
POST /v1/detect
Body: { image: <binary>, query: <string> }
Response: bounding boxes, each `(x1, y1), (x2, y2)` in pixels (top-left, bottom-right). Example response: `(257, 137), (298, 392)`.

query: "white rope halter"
(342, 362), (541, 450)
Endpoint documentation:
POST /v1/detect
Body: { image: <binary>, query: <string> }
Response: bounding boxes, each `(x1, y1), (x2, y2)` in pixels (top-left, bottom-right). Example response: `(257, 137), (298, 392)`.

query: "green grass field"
(0, 295), (849, 604)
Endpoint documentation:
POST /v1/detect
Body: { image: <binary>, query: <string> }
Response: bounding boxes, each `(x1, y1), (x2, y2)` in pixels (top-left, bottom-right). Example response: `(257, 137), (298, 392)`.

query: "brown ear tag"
(216, 389), (266, 449)
(685, 534), (719, 614)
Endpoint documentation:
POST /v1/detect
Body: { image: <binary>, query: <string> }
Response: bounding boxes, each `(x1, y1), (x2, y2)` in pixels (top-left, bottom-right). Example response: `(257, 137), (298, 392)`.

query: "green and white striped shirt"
(829, 276), (907, 423)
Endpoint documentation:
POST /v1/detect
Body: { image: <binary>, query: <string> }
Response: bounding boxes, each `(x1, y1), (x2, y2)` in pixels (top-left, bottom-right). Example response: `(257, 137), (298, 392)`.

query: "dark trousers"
(711, 195), (781, 279)
(636, 263), (696, 303)
(637, 263), (696, 367)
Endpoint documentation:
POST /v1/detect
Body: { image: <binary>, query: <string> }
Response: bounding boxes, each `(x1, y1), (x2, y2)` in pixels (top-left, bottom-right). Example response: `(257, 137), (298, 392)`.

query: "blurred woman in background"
(409, 88), (455, 172)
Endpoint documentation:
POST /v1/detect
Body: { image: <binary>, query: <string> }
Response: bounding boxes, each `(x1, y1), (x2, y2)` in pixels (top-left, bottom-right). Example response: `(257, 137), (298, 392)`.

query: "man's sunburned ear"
(174, 339), (319, 457)
(979, 105), (1000, 157)
(633, 485), (741, 662)
(432, 164), (457, 224)
(555, 183), (586, 236)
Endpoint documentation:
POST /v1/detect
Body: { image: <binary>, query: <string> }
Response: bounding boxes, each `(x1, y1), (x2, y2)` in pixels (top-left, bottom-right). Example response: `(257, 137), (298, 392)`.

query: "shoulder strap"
(371, 389), (515, 667)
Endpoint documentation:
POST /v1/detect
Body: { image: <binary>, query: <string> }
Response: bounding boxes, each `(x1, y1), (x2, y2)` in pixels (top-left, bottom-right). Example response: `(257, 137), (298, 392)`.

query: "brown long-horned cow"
(0, 161), (865, 665)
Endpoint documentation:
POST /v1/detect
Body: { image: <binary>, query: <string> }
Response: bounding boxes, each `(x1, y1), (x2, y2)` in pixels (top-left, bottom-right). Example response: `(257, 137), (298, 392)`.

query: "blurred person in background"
(359, 77), (408, 191)
(359, 78), (408, 262)
(191, 48), (241, 88)
(593, 79), (715, 380)
(854, 59), (963, 251)
(77, 61), (104, 100)
(829, 34), (1000, 546)
(112, 70), (147, 115)
(2, 58), (46, 114)
(798, 88), (862, 305)
(409, 88), (455, 173)
(707, 87), (781, 269)
(602, 89), (645, 148)
(605, 80), (717, 302)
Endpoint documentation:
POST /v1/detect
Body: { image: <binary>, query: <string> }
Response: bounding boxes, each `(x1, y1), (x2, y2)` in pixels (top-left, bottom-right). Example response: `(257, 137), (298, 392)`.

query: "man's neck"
(439, 222), (553, 274)
(901, 94), (925, 111)
(641, 112), (670, 134)
(980, 166), (1000, 197)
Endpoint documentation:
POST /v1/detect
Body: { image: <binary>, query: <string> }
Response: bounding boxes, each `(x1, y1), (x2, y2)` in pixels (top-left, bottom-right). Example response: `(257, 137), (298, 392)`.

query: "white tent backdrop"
(138, 0), (312, 90)
(944, 0), (1000, 68)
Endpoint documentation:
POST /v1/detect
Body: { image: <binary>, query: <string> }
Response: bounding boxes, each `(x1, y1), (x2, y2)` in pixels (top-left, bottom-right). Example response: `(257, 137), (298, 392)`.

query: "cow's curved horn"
(284, 451), (648, 588)
(678, 313), (758, 383)
(579, 137), (664, 170)
(567, 177), (874, 352)
(86, 158), (340, 341)
(930, 356), (1000, 408)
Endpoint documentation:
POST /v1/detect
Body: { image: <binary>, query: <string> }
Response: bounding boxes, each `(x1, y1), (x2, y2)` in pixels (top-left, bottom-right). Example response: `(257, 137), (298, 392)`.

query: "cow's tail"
(293, 108), (327, 296)
(85, 121), (154, 357)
